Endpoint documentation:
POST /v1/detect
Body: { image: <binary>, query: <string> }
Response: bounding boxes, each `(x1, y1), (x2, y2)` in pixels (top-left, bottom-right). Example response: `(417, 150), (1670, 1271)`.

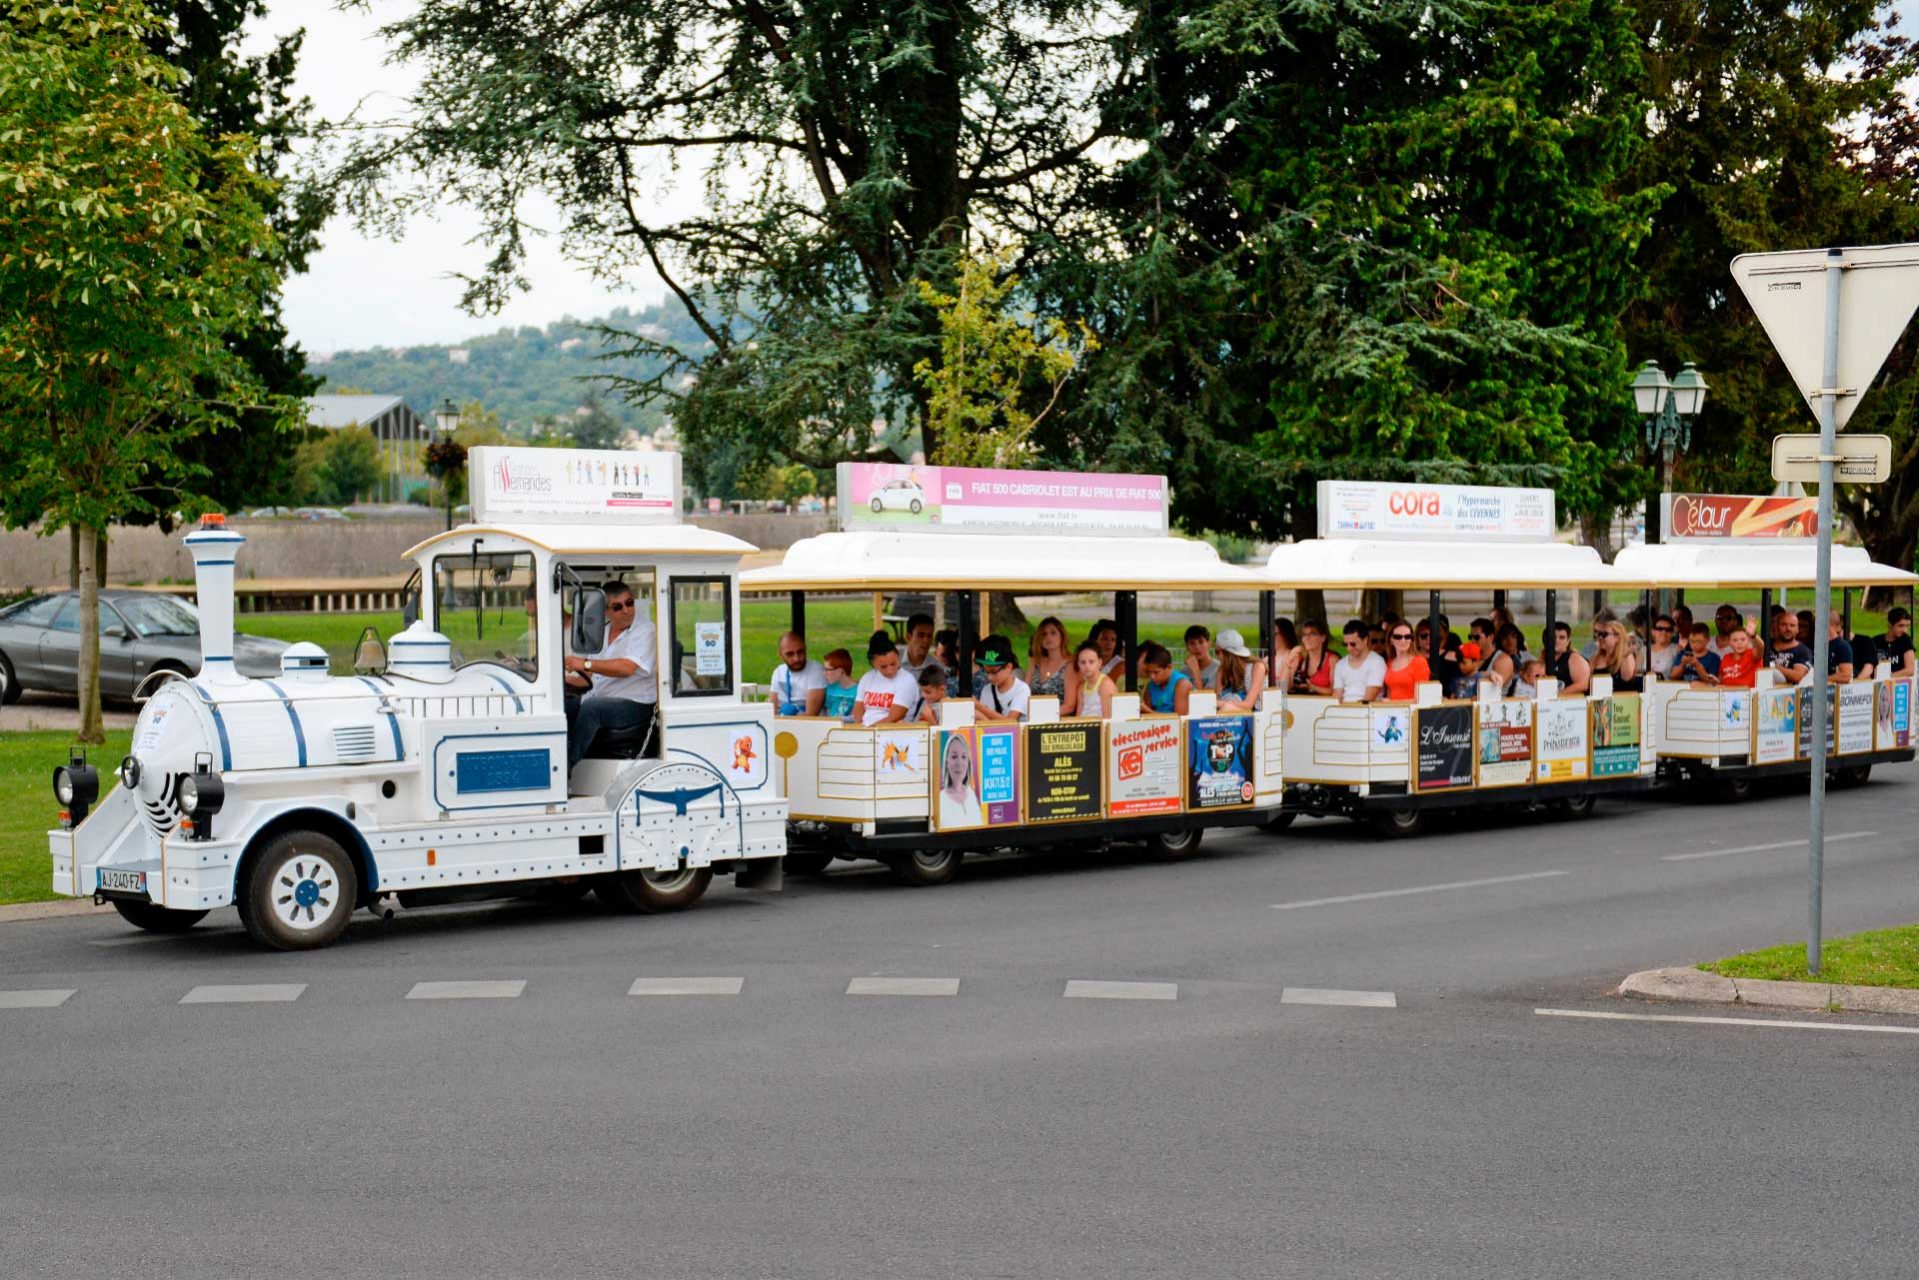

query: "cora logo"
(1387, 489), (1442, 517)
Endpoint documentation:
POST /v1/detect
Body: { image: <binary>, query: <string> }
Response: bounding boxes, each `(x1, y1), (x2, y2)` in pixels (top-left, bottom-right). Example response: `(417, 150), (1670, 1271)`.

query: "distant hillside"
(312, 302), (710, 435)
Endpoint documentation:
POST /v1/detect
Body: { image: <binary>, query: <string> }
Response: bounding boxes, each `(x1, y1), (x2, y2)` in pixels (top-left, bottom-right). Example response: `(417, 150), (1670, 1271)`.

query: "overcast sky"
(253, 1), (677, 355)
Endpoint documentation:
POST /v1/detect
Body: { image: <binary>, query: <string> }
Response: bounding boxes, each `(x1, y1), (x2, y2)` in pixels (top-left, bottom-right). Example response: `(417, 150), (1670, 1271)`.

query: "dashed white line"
(1063, 980), (1178, 1001)
(0, 989), (75, 1009)
(846, 977), (960, 996)
(1282, 987), (1397, 1008)
(629, 977), (744, 996)
(405, 980), (526, 1000)
(1271, 870), (1569, 910)
(180, 983), (306, 1005)
(1661, 831), (1879, 862)
(1536, 1008), (1919, 1036)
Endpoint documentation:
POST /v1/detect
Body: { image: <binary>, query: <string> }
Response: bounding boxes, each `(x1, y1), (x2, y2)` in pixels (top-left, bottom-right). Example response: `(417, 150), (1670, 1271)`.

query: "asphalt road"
(5, 766), (1918, 1278)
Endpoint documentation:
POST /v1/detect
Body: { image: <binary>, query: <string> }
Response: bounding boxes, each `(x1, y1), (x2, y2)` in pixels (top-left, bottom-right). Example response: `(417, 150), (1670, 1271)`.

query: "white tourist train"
(48, 447), (786, 949)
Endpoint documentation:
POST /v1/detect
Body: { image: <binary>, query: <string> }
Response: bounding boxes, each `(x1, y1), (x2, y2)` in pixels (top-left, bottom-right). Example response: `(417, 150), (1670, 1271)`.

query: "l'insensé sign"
(838, 462), (1168, 538)
(1316, 481), (1555, 542)
(1662, 493), (1817, 541)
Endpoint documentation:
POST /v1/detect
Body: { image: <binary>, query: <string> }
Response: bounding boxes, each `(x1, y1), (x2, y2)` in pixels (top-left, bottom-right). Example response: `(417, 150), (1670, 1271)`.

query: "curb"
(0, 899), (115, 925)
(1619, 966), (1919, 1017)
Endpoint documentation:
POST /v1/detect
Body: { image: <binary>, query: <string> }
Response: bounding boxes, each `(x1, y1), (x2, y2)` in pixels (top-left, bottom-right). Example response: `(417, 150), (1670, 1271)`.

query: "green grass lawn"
(1702, 922), (1919, 988)
(0, 729), (131, 906)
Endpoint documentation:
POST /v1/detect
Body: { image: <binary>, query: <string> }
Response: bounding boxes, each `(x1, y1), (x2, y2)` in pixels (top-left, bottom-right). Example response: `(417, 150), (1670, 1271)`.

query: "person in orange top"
(1382, 624), (1431, 700)
(1715, 627), (1760, 689)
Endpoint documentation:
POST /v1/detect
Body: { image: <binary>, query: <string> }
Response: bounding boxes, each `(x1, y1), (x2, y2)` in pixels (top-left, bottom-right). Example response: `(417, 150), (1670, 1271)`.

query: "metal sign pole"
(1808, 249), (1843, 976)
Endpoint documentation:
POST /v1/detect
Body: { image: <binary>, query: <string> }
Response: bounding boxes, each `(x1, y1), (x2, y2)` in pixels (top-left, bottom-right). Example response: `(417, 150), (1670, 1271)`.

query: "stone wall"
(1, 513), (832, 591)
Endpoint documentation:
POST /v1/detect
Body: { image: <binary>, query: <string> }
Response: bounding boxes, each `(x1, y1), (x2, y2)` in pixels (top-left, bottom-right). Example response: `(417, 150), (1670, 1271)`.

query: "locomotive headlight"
(118, 755), (142, 792)
(53, 752), (99, 828)
(177, 773), (199, 814)
(176, 765), (224, 842)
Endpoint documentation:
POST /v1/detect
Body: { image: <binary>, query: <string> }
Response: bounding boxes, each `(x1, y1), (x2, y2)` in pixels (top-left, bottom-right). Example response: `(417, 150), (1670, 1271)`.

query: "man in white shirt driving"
(563, 580), (659, 769)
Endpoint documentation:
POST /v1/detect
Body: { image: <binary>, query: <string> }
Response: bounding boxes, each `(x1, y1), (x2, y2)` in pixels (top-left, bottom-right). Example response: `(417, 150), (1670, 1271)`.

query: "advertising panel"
(1662, 493), (1817, 541)
(470, 446), (680, 524)
(1023, 723), (1104, 823)
(838, 462), (1168, 538)
(1476, 701), (1534, 788)
(1838, 683), (1876, 755)
(1316, 480), (1554, 542)
(1755, 688), (1798, 764)
(1590, 693), (1642, 777)
(1186, 716), (1255, 811)
(1878, 679), (1912, 750)
(1415, 705), (1475, 791)
(1371, 707), (1411, 753)
(933, 729), (984, 831)
(875, 727), (928, 786)
(1536, 700), (1589, 782)
(978, 725), (1022, 825)
(1107, 718), (1183, 817)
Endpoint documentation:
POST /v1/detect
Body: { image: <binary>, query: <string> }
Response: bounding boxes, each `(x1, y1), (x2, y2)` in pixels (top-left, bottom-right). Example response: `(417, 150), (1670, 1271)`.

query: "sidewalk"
(1621, 966), (1919, 1016)
(0, 692), (137, 733)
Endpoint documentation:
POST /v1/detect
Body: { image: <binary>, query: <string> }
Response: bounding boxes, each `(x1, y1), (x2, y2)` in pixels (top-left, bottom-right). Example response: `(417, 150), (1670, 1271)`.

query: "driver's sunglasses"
(607, 600), (634, 612)
(1654, 623), (1673, 633)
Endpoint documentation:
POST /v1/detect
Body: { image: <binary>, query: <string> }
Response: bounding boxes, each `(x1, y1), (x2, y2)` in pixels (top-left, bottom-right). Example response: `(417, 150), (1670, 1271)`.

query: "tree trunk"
(987, 592), (1030, 637)
(76, 525), (105, 745)
(68, 523), (80, 591)
(1360, 588), (1406, 623)
(95, 526), (108, 588)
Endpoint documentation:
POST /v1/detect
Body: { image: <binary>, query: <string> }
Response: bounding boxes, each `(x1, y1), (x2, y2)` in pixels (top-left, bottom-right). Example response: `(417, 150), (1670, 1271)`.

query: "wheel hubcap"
(640, 866), (698, 893)
(272, 856), (337, 930)
(911, 850), (954, 871)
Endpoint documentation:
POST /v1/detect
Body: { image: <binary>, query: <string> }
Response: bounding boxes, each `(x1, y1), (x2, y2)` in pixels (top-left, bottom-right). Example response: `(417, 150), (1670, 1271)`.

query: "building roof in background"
(305, 395), (430, 440)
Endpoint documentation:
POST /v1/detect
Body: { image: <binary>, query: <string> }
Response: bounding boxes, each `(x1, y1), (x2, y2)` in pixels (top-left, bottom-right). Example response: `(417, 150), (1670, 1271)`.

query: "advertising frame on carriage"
(738, 462), (1289, 880)
(1613, 493), (1919, 791)
(1260, 481), (1658, 834)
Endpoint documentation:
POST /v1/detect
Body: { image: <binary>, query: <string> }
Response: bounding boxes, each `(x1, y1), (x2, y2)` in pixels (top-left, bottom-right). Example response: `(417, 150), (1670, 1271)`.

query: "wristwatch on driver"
(584, 659), (594, 673)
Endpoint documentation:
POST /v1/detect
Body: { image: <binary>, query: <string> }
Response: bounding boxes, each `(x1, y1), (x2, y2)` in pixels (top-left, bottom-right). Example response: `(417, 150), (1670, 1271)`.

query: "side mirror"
(352, 625), (388, 676)
(103, 625), (127, 640)
(571, 588), (607, 656)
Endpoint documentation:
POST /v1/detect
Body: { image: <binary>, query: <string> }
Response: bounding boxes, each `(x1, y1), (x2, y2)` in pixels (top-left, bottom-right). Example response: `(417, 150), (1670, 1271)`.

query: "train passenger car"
(49, 447), (785, 949)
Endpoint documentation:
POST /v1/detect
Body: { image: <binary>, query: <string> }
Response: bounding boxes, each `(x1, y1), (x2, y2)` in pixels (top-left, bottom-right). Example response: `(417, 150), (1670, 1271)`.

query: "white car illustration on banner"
(870, 478), (926, 514)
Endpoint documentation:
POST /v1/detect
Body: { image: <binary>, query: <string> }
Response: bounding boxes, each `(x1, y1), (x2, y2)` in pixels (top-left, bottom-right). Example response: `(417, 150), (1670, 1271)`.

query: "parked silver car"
(0, 591), (289, 703)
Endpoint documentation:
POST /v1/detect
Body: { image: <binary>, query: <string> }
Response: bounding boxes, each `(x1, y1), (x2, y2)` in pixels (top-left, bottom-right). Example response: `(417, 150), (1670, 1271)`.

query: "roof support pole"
(956, 591), (976, 696)
(1116, 591), (1138, 693)
(1842, 586), (1852, 637)
(1259, 590), (1276, 665)
(1760, 589), (1772, 661)
(1492, 588), (1506, 615)
(790, 590), (805, 641)
(1428, 591), (1443, 668)
(1543, 590), (1557, 674)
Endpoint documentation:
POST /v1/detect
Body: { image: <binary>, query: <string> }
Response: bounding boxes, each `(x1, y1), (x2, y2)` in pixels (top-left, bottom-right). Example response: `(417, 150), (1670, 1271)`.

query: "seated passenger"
(1027, 616), (1073, 701)
(821, 649), (859, 721)
(769, 631), (826, 716)
(1709, 604), (1741, 656)
(1512, 657), (1547, 700)
(1414, 618), (1461, 692)
(934, 628), (960, 674)
(1287, 619), (1336, 696)
(901, 612), (943, 679)
(1885, 607), (1916, 675)
(1382, 623), (1430, 701)
(1716, 627), (1759, 688)
(1368, 622), (1391, 660)
(974, 634), (1031, 722)
(908, 664), (948, 723)
(1267, 618), (1300, 688)
(1067, 640), (1116, 718)
(1184, 624), (1220, 690)
(1821, 610), (1854, 683)
(1646, 615), (1682, 679)
(1139, 642), (1192, 715)
(1851, 627), (1880, 681)
(1588, 619), (1641, 692)
(1487, 622), (1527, 691)
(1672, 624), (1721, 684)
(1767, 612), (1812, 685)
(854, 631), (919, 725)
(1669, 604), (1696, 650)
(1546, 621), (1591, 696)
(1333, 620), (1386, 703)
(563, 579), (658, 770)
(1450, 643), (1485, 699)
(1214, 629), (1268, 712)
(1089, 619), (1126, 681)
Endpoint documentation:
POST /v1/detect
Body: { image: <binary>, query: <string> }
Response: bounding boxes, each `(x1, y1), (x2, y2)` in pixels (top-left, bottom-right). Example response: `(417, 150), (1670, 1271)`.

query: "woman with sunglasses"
(1646, 615), (1682, 680)
(1288, 619), (1336, 696)
(1588, 617), (1641, 692)
(1381, 625), (1430, 701)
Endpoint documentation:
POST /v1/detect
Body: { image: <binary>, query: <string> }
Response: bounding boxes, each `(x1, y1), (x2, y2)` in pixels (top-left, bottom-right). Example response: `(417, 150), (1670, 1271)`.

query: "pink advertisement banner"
(837, 462), (1168, 538)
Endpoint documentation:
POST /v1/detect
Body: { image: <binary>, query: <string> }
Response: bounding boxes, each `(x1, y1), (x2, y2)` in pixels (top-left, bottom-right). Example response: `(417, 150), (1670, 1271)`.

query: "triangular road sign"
(1730, 243), (1919, 428)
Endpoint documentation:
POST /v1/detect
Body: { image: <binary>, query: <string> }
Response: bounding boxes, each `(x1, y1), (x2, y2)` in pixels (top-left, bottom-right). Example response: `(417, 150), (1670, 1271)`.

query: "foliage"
(339, 0), (1135, 487)
(316, 427), (383, 505)
(0, 0), (289, 739)
(740, 462), (819, 504)
(916, 246), (1097, 469)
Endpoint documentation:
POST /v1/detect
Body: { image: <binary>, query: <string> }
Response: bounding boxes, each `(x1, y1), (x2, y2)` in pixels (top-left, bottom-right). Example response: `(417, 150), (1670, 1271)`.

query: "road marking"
(1536, 1008), (1919, 1036)
(1282, 987), (1397, 1008)
(1662, 831), (1879, 862)
(405, 980), (526, 1000)
(629, 977), (744, 996)
(1271, 870), (1569, 910)
(180, 983), (306, 1005)
(1063, 980), (1178, 1001)
(846, 977), (960, 996)
(0, 989), (75, 1009)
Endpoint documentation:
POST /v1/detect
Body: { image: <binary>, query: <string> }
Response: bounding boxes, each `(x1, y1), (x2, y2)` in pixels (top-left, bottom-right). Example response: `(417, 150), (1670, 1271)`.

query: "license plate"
(97, 869), (147, 894)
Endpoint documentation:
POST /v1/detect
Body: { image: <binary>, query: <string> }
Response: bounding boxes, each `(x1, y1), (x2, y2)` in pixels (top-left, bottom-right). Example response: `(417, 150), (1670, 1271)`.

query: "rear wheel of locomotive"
(1369, 807), (1426, 839)
(236, 830), (359, 951)
(111, 899), (209, 933)
(889, 847), (963, 886)
(596, 865), (713, 913)
(1146, 827), (1205, 860)
(1714, 774), (1755, 803)
(1555, 793), (1598, 820)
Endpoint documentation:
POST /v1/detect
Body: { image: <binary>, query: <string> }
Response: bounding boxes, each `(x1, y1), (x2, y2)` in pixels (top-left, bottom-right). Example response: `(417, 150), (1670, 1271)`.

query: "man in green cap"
(974, 633), (1031, 722)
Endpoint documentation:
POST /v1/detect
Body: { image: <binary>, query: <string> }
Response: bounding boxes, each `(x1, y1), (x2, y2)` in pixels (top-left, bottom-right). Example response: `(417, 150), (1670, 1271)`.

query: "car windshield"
(114, 595), (200, 637)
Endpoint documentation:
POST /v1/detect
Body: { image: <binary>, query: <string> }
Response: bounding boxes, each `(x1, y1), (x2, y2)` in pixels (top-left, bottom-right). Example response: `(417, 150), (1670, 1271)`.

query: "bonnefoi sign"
(1316, 481), (1555, 542)
(471, 447), (681, 524)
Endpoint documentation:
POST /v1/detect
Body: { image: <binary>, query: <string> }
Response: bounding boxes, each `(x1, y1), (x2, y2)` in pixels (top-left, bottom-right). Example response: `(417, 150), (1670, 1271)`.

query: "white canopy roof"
(1613, 540), (1917, 590)
(406, 523), (757, 560)
(1263, 538), (1641, 590)
(742, 530), (1266, 593)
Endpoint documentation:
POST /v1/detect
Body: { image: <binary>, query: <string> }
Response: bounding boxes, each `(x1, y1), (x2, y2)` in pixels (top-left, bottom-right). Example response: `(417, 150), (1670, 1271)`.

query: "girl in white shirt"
(854, 631), (919, 725)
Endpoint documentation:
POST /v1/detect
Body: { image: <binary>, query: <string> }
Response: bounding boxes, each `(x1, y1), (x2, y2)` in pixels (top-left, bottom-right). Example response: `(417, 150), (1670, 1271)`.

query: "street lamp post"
(1630, 361), (1708, 546)
(432, 398), (461, 532)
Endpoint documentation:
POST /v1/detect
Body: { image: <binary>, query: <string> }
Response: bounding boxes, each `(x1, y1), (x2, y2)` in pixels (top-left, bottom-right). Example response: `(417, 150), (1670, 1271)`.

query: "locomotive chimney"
(183, 514), (247, 685)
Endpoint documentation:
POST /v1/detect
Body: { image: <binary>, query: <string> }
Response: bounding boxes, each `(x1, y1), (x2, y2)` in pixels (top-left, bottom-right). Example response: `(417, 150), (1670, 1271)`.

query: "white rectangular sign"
(1770, 433), (1891, 485)
(470, 447), (681, 525)
(1317, 481), (1555, 542)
